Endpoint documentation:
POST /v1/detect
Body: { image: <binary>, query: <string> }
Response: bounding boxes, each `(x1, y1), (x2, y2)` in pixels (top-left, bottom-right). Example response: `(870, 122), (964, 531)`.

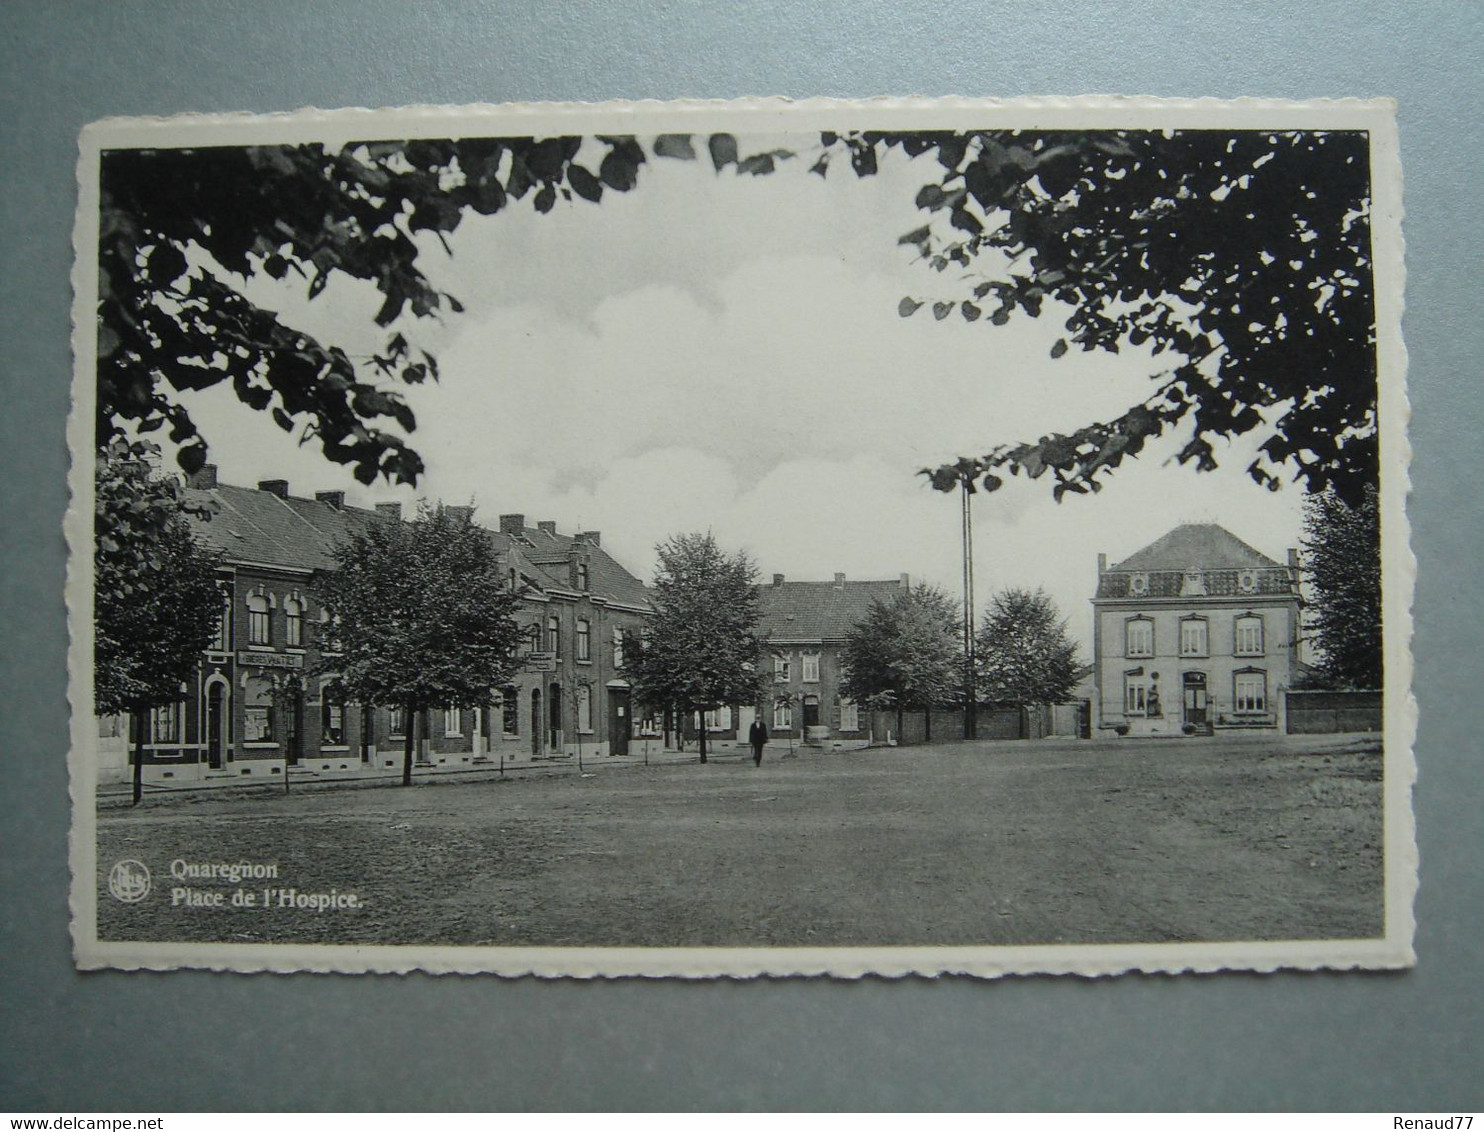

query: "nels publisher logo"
(107, 859), (151, 904)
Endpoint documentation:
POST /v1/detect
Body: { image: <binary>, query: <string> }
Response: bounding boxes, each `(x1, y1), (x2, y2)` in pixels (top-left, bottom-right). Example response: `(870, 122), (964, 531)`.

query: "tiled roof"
(188, 482), (652, 611)
(495, 524), (652, 610)
(186, 484), (377, 572)
(1096, 523), (1296, 601)
(759, 578), (908, 642)
(1112, 523), (1283, 571)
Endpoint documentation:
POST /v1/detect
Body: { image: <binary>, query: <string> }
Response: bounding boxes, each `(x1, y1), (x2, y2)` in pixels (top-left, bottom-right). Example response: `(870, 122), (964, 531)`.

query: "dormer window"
(1180, 570), (1206, 597)
(575, 561), (590, 591)
(1129, 572), (1149, 596)
(1237, 569), (1258, 594)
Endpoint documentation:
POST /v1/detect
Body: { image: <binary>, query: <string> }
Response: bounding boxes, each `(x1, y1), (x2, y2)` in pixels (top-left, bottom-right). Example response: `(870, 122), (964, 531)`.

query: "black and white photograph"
(68, 97), (1412, 977)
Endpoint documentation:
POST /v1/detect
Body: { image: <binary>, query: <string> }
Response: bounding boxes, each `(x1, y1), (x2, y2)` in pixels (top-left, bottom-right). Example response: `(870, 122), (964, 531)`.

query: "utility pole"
(962, 477), (977, 740)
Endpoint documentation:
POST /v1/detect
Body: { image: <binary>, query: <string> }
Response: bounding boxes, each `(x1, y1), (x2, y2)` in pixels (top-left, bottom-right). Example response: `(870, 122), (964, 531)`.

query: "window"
(525, 623), (541, 654)
(575, 561), (589, 591)
(1125, 618), (1153, 658)
(1234, 615), (1265, 656)
(1124, 674), (1149, 716)
(247, 594), (271, 646)
(576, 618), (591, 662)
(244, 678), (275, 743)
(443, 707), (462, 737)
(150, 702), (181, 744)
(772, 698), (793, 730)
(321, 613), (343, 653)
(704, 706), (732, 732)
(321, 698), (345, 745)
(575, 686), (592, 733)
(802, 652), (821, 683)
(612, 627), (625, 669)
(1237, 569), (1258, 594)
(1180, 570), (1206, 597)
(284, 596), (304, 648)
(547, 615), (560, 657)
(1129, 572), (1149, 596)
(839, 699), (859, 732)
(1179, 618), (1208, 657)
(212, 591), (231, 651)
(501, 686), (519, 735)
(1234, 670), (1268, 713)
(773, 653), (792, 683)
(389, 706), (409, 738)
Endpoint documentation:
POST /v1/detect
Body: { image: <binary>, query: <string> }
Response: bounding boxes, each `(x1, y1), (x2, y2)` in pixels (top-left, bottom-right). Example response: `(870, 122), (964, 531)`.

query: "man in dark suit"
(748, 717), (768, 767)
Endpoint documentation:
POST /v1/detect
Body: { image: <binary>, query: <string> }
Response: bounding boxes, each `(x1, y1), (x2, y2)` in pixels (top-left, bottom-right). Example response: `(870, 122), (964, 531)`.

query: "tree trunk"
(697, 709), (707, 763)
(402, 705), (416, 787)
(924, 705), (931, 742)
(131, 708), (144, 806)
(896, 703), (904, 746)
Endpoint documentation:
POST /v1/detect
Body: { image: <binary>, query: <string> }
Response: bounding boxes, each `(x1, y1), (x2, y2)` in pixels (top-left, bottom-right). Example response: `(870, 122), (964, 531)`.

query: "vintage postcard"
(68, 96), (1414, 977)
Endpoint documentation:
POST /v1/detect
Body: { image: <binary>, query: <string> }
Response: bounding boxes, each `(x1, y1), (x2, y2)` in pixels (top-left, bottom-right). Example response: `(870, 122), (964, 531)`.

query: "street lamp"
(962, 477), (977, 740)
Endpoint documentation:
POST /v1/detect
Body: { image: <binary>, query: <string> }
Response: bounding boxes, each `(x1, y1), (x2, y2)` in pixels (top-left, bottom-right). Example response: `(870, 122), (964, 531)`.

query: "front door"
(285, 689), (304, 765)
(608, 689), (630, 756)
(206, 682), (225, 769)
(548, 683), (563, 753)
(530, 688), (543, 756)
(802, 694), (821, 728)
(1182, 672), (1208, 727)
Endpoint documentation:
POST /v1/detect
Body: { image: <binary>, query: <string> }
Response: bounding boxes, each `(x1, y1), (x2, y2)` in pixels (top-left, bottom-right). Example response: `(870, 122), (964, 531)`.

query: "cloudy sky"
(172, 132), (1306, 655)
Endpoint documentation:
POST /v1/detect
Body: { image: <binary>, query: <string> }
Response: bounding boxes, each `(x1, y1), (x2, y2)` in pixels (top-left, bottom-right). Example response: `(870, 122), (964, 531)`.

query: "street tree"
(314, 503), (526, 786)
(974, 587), (1081, 706)
(625, 532), (762, 764)
(94, 438), (224, 804)
(1301, 485), (1382, 689)
(840, 582), (962, 740)
(101, 128), (1376, 504)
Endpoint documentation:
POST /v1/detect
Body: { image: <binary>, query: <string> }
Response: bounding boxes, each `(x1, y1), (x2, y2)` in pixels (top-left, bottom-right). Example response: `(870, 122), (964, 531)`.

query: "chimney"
(1098, 552), (1107, 573)
(375, 502), (402, 522)
(189, 464), (218, 490)
(444, 504), (474, 524)
(833, 572), (846, 588)
(315, 490), (344, 509)
(537, 520), (557, 536)
(1287, 548), (1300, 569)
(772, 573), (785, 587)
(898, 573), (910, 588)
(499, 513), (525, 535)
(577, 530), (601, 547)
(257, 479), (289, 499)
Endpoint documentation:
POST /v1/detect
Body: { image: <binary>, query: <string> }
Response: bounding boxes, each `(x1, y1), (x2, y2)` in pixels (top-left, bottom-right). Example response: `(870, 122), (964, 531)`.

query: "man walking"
(748, 716), (768, 767)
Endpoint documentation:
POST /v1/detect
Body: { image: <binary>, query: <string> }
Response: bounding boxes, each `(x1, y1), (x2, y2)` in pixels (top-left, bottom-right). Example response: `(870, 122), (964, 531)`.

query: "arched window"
(284, 596), (304, 648)
(772, 698), (793, 731)
(612, 627), (625, 669)
(576, 686), (593, 733)
(1233, 669), (1268, 713)
(576, 618), (591, 662)
(320, 687), (345, 745)
(1179, 616), (1208, 657)
(212, 589), (232, 651)
(246, 594), (271, 646)
(1234, 615), (1265, 657)
(547, 615), (561, 657)
(1125, 616), (1154, 659)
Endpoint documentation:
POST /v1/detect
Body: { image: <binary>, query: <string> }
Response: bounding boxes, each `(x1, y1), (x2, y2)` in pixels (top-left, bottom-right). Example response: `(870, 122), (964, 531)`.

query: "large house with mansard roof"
(96, 468), (653, 787)
(1091, 523), (1302, 736)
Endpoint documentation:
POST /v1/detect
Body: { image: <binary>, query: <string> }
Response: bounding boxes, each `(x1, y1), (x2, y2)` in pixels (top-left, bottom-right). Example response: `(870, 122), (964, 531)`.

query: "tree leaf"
(653, 134), (696, 160)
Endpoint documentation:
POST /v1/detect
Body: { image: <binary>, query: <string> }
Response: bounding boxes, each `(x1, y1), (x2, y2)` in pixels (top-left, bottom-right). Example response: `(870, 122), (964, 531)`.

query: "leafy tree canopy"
(314, 503), (526, 712)
(1300, 485), (1382, 689)
(974, 586), (1081, 705)
(94, 437), (223, 716)
(840, 582), (963, 712)
(101, 126), (1376, 503)
(625, 532), (762, 760)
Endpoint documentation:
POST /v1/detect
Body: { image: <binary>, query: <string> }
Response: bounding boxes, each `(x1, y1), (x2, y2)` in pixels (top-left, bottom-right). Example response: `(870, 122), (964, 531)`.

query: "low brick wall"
(1285, 689), (1382, 734)
(869, 705), (1026, 745)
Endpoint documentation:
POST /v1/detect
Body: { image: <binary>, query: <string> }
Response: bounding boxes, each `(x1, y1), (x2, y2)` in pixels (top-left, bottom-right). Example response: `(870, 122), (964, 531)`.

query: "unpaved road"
(96, 733), (1383, 947)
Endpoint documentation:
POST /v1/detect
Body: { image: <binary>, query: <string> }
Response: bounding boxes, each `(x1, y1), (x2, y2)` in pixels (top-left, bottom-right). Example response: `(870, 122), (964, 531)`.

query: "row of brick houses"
(96, 471), (1306, 786)
(98, 470), (655, 786)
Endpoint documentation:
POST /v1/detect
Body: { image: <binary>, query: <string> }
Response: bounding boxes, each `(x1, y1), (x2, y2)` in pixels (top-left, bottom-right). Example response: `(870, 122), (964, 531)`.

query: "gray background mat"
(1, 0), (1479, 1111)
